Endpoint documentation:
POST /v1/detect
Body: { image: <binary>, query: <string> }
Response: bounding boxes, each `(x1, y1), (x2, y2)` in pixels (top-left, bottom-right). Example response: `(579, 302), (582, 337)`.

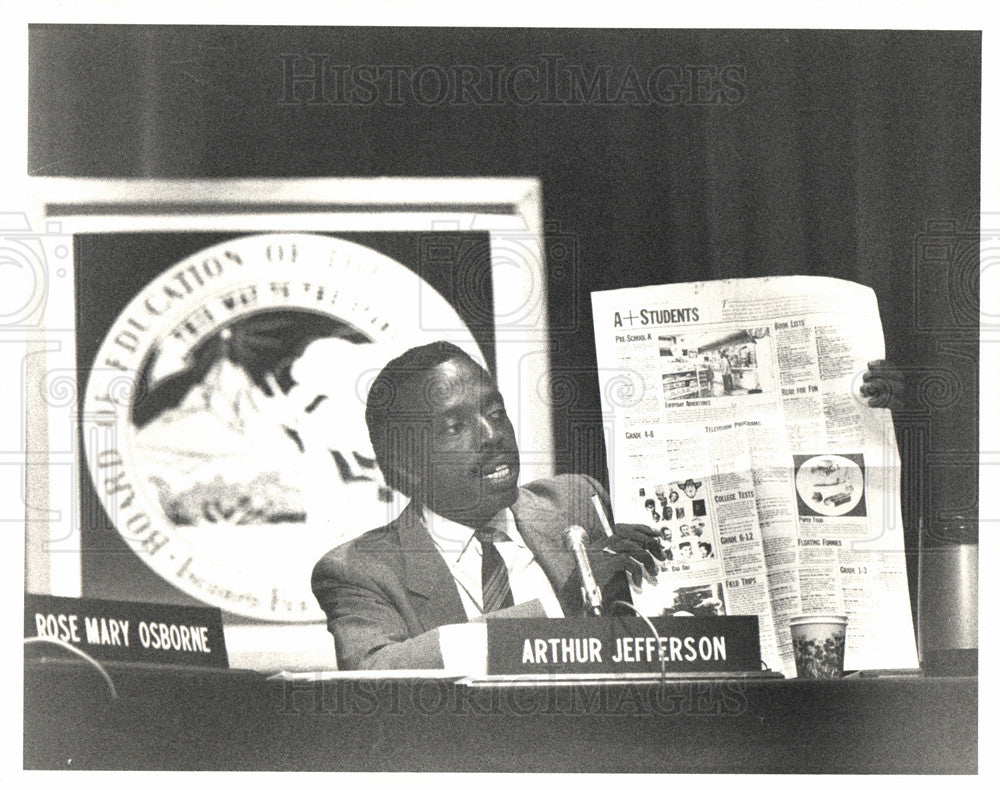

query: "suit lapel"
(396, 502), (469, 632)
(512, 486), (581, 616)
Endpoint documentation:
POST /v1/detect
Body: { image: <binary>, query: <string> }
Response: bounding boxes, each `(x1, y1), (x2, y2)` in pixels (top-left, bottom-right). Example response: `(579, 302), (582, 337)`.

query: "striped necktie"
(475, 527), (515, 613)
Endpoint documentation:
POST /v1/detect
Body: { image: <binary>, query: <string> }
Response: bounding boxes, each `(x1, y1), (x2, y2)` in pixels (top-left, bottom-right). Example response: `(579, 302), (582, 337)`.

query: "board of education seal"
(83, 233), (483, 621)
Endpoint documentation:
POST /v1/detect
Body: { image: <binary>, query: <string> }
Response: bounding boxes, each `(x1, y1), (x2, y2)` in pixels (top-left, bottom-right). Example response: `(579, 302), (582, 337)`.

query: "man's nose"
(476, 414), (502, 445)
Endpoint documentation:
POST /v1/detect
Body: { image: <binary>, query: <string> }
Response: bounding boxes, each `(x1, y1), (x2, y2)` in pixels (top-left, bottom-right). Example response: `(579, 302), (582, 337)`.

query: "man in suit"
(312, 341), (663, 670)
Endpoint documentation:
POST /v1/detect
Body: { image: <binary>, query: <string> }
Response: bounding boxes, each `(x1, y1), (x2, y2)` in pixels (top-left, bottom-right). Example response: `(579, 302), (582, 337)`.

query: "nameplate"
(25, 594), (229, 669)
(487, 616), (760, 675)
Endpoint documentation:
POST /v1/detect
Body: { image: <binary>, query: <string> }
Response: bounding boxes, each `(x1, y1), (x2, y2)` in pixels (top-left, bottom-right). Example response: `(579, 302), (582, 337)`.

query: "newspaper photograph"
(592, 276), (919, 677)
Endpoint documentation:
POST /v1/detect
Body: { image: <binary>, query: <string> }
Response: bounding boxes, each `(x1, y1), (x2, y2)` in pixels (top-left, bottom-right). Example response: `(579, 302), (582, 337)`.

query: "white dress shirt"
(422, 506), (563, 618)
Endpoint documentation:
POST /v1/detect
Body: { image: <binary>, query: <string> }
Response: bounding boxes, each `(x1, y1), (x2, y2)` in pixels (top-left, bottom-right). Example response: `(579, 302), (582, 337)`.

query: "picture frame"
(24, 176), (556, 669)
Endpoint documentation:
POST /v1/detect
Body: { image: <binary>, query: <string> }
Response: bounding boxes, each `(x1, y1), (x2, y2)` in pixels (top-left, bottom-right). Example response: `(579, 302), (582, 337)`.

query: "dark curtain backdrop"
(29, 26), (980, 615)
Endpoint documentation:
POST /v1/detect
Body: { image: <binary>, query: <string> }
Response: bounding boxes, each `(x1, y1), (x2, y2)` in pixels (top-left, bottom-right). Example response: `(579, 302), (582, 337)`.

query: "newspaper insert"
(591, 276), (918, 677)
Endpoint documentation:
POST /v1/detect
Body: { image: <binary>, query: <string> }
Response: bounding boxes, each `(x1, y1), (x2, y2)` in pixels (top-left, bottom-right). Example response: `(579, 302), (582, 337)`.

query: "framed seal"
(83, 232), (484, 620)
(28, 178), (555, 647)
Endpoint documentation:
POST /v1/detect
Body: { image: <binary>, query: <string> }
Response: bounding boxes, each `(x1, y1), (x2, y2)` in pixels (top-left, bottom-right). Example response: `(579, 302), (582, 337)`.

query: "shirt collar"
(421, 505), (524, 555)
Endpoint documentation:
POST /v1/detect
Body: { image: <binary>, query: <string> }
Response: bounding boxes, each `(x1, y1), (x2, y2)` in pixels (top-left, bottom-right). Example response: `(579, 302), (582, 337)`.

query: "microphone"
(563, 525), (603, 616)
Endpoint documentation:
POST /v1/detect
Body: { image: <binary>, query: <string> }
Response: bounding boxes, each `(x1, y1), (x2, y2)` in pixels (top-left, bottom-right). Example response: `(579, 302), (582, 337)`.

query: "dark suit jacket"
(311, 474), (615, 670)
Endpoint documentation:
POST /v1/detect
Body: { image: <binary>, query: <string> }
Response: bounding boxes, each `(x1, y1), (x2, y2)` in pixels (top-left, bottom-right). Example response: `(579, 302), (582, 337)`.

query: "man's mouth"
(475, 460), (515, 481)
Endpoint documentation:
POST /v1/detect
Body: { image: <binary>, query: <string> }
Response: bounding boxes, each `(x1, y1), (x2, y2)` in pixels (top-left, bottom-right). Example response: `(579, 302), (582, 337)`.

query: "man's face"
(684, 483), (698, 498)
(393, 355), (520, 527)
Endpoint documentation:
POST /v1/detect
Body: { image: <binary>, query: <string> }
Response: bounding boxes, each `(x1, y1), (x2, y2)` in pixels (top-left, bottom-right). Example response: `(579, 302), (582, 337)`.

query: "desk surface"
(24, 657), (976, 773)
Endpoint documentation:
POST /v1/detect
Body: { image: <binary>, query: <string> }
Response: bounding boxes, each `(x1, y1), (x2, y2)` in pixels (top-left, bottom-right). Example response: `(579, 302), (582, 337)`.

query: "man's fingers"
(585, 553), (659, 601)
(621, 555), (658, 585)
(861, 383), (900, 397)
(612, 523), (667, 560)
(862, 369), (904, 382)
(860, 383), (889, 398)
(619, 543), (659, 576)
(606, 535), (658, 561)
(861, 380), (904, 409)
(622, 534), (666, 561)
(594, 540), (659, 577)
(614, 522), (661, 542)
(587, 551), (628, 590)
(860, 360), (906, 410)
(618, 522), (660, 538)
(625, 559), (645, 586)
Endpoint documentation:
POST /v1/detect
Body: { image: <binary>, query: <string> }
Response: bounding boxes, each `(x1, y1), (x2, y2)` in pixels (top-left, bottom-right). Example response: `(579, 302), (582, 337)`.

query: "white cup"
(789, 614), (848, 678)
